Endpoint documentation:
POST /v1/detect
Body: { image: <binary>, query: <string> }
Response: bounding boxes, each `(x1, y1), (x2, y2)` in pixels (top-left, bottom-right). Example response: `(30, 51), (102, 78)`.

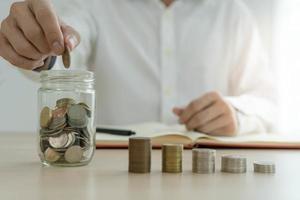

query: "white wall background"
(0, 0), (296, 133)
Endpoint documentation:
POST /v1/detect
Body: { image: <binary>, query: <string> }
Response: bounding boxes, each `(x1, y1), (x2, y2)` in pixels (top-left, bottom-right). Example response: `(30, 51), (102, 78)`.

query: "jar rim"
(40, 70), (94, 83)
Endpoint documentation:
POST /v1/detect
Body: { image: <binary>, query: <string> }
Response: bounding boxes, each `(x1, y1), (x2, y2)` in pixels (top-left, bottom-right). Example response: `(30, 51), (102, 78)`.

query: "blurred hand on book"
(173, 91), (238, 136)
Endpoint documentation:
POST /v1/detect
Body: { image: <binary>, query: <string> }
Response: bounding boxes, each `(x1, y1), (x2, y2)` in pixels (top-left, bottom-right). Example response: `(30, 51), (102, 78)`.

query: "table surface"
(0, 133), (299, 200)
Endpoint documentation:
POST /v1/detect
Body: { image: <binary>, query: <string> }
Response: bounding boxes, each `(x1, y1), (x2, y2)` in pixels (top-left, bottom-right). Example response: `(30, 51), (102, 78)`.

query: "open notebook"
(96, 122), (300, 149)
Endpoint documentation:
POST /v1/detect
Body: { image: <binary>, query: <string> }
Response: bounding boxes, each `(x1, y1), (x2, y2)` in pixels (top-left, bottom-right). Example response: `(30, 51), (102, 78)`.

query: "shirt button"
(165, 10), (172, 19)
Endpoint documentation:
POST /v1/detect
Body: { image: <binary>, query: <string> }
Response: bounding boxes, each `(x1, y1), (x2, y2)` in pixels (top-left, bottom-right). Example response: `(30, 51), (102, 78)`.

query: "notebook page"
(195, 133), (300, 143)
(96, 122), (192, 141)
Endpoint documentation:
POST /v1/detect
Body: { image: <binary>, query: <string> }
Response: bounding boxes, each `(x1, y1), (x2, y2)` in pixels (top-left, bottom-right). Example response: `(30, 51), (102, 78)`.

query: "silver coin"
(254, 161), (276, 173)
(221, 155), (247, 173)
(49, 133), (69, 149)
(67, 104), (88, 128)
(49, 117), (66, 129)
(68, 118), (88, 128)
(78, 102), (92, 118)
(41, 129), (64, 138)
(64, 132), (76, 148)
(67, 104), (87, 120)
(64, 145), (83, 163)
(192, 148), (216, 174)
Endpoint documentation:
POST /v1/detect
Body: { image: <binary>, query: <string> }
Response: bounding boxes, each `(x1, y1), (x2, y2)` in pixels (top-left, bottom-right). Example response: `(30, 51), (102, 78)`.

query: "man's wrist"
(227, 98), (266, 134)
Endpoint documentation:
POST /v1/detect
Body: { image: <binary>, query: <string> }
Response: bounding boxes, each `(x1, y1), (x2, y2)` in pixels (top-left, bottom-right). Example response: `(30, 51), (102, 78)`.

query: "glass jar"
(38, 70), (95, 167)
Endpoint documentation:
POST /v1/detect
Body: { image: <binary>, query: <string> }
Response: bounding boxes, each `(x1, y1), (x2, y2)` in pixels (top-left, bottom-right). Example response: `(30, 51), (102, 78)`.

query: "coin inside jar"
(44, 148), (61, 163)
(67, 104), (88, 128)
(56, 98), (76, 108)
(78, 102), (92, 117)
(40, 107), (53, 128)
(64, 132), (76, 148)
(67, 104), (87, 120)
(52, 107), (67, 118)
(49, 133), (69, 149)
(48, 107), (67, 130)
(64, 145), (84, 163)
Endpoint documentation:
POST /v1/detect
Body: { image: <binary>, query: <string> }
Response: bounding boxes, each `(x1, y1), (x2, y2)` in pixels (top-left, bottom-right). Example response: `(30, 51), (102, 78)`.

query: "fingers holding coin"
(60, 22), (81, 69)
(0, 32), (45, 70)
(0, 0), (82, 70)
(27, 0), (64, 54)
(61, 23), (81, 51)
(8, 1), (51, 54)
(1, 16), (44, 60)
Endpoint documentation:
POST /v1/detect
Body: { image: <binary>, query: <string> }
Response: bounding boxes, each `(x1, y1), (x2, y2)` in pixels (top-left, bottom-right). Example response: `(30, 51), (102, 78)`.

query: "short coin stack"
(221, 155), (247, 173)
(39, 98), (93, 165)
(128, 137), (151, 173)
(192, 148), (216, 174)
(162, 144), (183, 173)
(254, 161), (276, 173)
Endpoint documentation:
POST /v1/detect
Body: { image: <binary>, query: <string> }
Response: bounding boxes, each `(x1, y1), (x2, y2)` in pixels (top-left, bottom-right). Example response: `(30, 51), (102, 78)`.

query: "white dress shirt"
(24, 0), (277, 134)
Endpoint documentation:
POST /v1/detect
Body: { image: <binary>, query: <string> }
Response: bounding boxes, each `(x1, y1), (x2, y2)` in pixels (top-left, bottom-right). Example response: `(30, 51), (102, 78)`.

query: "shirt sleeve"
(225, 1), (278, 134)
(19, 0), (98, 81)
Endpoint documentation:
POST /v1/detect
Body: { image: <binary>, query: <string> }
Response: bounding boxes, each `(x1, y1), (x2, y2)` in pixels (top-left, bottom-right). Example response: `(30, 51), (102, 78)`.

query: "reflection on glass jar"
(38, 70), (95, 167)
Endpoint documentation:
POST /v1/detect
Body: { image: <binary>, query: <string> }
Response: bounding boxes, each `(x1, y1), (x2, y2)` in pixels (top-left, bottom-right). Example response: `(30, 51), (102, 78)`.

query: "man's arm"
(224, 0), (277, 134)
(173, 1), (277, 135)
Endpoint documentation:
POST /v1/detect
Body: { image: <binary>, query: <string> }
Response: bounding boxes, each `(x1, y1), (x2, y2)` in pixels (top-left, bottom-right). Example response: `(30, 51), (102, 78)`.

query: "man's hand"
(173, 91), (238, 136)
(0, 0), (80, 70)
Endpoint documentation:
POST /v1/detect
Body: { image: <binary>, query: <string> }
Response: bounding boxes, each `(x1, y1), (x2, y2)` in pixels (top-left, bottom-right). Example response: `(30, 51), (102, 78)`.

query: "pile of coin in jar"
(39, 98), (93, 165)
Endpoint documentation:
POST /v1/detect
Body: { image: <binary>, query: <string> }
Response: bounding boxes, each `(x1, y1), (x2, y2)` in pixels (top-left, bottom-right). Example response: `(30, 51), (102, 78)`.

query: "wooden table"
(0, 133), (299, 200)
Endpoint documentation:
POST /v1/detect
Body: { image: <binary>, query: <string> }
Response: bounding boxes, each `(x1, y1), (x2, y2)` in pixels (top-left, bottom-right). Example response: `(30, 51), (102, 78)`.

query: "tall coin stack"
(192, 148), (216, 174)
(162, 144), (183, 173)
(39, 98), (93, 165)
(254, 161), (276, 173)
(128, 137), (151, 173)
(221, 155), (247, 173)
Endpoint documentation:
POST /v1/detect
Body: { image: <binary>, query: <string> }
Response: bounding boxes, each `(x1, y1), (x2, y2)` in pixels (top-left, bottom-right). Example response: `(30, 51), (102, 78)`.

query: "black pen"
(96, 127), (136, 136)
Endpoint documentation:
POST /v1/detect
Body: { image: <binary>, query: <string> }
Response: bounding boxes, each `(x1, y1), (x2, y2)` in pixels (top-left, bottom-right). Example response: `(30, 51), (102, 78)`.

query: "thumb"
(61, 23), (80, 51)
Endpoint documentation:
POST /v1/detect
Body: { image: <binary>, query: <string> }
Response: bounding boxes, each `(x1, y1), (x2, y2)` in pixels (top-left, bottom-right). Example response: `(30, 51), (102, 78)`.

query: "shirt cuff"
(235, 110), (266, 135)
(225, 97), (267, 135)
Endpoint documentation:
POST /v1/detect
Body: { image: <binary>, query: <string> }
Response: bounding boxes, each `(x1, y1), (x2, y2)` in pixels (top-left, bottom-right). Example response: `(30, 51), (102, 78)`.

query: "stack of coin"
(162, 144), (183, 173)
(253, 161), (276, 173)
(39, 98), (93, 165)
(221, 155), (247, 173)
(192, 148), (216, 174)
(128, 137), (151, 173)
